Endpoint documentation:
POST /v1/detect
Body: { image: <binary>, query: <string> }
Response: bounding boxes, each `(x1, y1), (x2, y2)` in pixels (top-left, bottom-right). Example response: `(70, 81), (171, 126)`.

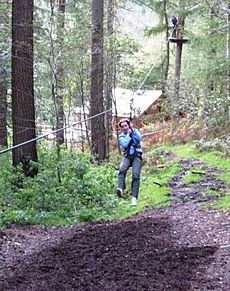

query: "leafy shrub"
(196, 137), (230, 157)
(0, 145), (118, 226)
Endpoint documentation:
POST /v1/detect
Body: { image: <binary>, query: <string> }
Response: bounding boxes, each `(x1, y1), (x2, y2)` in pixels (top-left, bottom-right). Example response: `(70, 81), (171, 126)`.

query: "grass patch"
(206, 192), (230, 210)
(108, 162), (181, 221)
(110, 183), (170, 221)
(219, 170), (230, 185)
(182, 166), (206, 185)
(164, 143), (230, 173)
(206, 188), (223, 197)
(162, 143), (230, 209)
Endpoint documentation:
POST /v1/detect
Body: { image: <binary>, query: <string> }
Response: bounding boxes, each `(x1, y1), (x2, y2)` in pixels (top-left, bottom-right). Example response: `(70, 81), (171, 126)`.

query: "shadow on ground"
(0, 215), (218, 291)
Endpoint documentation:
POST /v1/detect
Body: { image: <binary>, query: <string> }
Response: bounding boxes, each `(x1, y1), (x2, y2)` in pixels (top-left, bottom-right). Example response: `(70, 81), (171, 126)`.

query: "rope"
(0, 108), (112, 155)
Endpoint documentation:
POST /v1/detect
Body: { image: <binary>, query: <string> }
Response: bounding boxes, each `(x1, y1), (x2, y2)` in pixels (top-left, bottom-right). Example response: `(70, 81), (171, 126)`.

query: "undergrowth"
(0, 145), (119, 226)
(0, 141), (229, 227)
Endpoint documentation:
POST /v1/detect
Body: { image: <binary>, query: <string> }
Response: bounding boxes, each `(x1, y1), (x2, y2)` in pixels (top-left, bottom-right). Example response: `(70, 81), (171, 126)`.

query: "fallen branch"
(191, 171), (206, 175)
(153, 181), (163, 187)
(154, 164), (167, 168)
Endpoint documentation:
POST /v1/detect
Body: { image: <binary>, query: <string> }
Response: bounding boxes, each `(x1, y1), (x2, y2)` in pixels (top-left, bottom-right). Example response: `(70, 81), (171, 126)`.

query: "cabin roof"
(113, 87), (162, 117)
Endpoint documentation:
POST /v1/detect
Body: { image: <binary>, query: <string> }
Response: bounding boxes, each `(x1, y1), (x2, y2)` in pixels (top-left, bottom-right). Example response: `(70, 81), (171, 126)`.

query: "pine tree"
(12, 0), (37, 176)
(90, 0), (106, 161)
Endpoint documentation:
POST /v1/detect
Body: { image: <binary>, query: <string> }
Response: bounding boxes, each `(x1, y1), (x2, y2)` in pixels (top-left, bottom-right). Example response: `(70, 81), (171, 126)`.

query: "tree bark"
(173, 12), (185, 118)
(0, 61), (7, 147)
(227, 2), (230, 122)
(90, 0), (106, 161)
(79, 60), (91, 150)
(207, 5), (218, 93)
(12, 0), (37, 175)
(55, 0), (66, 145)
(104, 0), (114, 160)
(174, 39), (183, 101)
(228, 3), (230, 95)
(162, 0), (169, 94)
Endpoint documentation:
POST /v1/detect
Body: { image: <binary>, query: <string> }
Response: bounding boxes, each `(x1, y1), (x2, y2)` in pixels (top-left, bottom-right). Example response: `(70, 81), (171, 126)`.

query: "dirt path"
(1, 159), (230, 290)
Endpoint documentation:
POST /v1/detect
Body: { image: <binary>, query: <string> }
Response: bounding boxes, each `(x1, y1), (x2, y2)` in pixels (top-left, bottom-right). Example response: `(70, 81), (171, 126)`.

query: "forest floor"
(1, 159), (230, 290)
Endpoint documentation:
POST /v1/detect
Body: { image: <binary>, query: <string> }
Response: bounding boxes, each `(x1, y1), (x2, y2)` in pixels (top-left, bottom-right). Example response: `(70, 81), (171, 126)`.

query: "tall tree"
(227, 1), (230, 115)
(0, 0), (11, 147)
(55, 0), (66, 145)
(173, 14), (185, 102)
(90, 0), (106, 161)
(105, 0), (115, 159)
(170, 0), (188, 118)
(12, 0), (37, 175)
(207, 2), (219, 93)
(162, 0), (170, 94)
(0, 57), (7, 147)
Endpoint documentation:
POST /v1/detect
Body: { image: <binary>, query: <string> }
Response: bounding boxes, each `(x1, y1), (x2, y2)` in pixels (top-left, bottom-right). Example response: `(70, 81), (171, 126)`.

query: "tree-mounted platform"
(168, 37), (189, 44)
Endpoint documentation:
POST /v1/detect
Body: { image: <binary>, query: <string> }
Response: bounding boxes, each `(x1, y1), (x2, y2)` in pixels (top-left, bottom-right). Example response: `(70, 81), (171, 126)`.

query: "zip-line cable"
(129, 63), (156, 119)
(0, 108), (112, 155)
(137, 63), (155, 91)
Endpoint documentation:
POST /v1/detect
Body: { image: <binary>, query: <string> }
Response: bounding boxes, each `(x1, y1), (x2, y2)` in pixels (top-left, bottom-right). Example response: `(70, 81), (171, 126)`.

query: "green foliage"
(206, 188), (223, 198)
(112, 36), (141, 87)
(136, 148), (181, 210)
(196, 138), (230, 158)
(34, 0), (92, 125)
(208, 193), (230, 210)
(1, 142), (230, 226)
(145, 23), (165, 36)
(0, 144), (175, 225)
(0, 145), (118, 226)
(178, 4), (229, 133)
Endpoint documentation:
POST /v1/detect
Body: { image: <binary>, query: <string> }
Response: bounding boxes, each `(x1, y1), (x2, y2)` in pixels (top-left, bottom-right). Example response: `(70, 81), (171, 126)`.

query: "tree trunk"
(90, 0), (106, 161)
(0, 61), (7, 147)
(173, 13), (185, 119)
(12, 0), (37, 176)
(104, 0), (114, 160)
(79, 60), (91, 150)
(228, 3), (230, 95)
(55, 0), (66, 145)
(174, 40), (183, 101)
(162, 0), (169, 94)
(207, 5), (218, 93)
(227, 2), (230, 122)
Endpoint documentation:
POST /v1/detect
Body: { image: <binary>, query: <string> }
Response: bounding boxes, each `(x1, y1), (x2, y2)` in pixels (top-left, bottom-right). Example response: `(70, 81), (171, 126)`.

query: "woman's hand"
(128, 128), (133, 135)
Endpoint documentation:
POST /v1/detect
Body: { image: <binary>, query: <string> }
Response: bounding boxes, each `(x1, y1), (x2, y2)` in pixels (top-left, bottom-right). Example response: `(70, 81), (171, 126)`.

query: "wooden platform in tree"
(168, 37), (189, 44)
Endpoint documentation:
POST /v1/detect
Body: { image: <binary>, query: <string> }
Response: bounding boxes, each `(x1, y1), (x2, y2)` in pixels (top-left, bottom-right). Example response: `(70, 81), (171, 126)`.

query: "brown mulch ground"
(1, 159), (230, 290)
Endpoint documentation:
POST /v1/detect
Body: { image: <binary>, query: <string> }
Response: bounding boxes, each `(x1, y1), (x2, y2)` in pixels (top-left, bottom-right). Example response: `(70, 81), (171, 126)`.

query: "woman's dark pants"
(118, 155), (142, 199)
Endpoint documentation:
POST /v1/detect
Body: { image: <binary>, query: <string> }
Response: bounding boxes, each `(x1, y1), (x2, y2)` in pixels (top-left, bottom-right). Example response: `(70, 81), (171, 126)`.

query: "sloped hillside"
(1, 159), (230, 290)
